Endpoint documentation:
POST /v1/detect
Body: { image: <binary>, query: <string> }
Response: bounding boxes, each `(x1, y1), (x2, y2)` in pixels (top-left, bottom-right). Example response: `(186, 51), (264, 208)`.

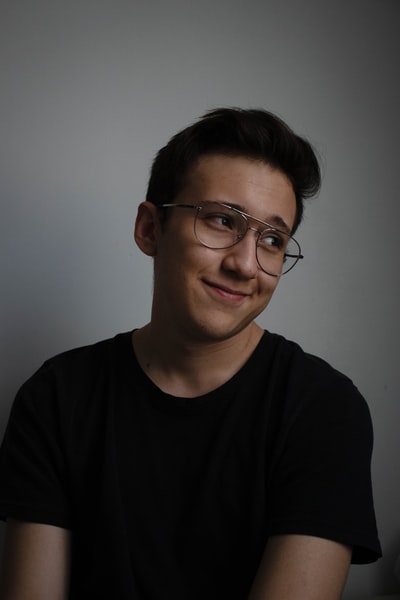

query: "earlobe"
(134, 201), (160, 257)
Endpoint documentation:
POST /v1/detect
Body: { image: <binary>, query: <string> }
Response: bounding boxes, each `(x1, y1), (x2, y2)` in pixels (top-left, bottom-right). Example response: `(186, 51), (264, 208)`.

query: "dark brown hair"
(145, 107), (321, 233)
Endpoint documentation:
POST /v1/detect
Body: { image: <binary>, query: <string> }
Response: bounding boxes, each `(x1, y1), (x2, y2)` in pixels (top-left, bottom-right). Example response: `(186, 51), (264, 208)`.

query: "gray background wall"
(1, 1), (399, 597)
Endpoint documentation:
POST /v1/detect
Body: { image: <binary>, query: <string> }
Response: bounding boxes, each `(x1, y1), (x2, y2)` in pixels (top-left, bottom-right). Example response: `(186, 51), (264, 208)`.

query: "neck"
(132, 322), (264, 398)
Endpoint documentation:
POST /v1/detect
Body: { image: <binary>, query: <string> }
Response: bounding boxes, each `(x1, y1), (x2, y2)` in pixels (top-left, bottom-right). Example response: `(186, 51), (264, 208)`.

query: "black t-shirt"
(0, 331), (381, 598)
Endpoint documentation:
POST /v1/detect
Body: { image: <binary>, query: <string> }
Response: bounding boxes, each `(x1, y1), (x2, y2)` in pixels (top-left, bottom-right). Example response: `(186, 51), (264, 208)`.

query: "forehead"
(180, 154), (297, 231)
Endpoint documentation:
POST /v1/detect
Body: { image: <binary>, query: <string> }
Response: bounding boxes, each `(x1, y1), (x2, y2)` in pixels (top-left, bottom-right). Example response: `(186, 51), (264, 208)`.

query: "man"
(0, 108), (381, 599)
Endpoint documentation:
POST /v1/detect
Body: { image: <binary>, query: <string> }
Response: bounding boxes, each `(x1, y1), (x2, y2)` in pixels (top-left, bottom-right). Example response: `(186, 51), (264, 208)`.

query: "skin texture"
(150, 155), (295, 345)
(0, 519), (70, 600)
(0, 155), (352, 599)
(133, 155), (297, 397)
(248, 534), (351, 600)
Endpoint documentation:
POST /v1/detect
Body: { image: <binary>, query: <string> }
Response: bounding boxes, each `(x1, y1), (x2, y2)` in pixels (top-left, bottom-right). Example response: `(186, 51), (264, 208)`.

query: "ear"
(134, 201), (161, 257)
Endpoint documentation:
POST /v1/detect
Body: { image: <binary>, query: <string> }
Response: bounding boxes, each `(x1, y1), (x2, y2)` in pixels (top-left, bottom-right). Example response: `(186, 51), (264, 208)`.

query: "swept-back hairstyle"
(145, 107), (321, 233)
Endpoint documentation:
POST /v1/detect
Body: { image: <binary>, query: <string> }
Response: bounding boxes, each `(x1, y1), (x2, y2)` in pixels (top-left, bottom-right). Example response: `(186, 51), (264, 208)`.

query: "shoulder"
(261, 330), (371, 428)
(23, 330), (132, 385)
(263, 329), (362, 389)
(40, 330), (132, 374)
(11, 331), (134, 420)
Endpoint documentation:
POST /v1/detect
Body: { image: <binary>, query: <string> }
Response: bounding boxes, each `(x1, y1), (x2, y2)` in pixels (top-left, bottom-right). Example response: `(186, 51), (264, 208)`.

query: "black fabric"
(0, 331), (381, 598)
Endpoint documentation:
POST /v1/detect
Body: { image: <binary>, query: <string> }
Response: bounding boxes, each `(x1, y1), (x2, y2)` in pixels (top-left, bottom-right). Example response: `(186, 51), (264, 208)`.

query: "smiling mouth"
(205, 281), (250, 301)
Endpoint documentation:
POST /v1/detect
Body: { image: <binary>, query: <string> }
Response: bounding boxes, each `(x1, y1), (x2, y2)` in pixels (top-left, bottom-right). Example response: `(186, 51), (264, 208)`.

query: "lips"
(204, 280), (250, 302)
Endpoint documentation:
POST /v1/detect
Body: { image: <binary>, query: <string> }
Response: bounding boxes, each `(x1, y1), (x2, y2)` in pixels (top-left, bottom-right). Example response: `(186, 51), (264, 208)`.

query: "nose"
(221, 228), (259, 279)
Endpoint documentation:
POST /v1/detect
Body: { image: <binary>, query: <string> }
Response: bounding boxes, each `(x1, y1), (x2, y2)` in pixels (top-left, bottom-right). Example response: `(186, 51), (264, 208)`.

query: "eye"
(259, 231), (285, 252)
(202, 210), (236, 231)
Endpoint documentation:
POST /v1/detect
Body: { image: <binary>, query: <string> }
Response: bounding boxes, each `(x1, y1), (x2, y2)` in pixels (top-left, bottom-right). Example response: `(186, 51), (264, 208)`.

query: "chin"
(191, 317), (255, 343)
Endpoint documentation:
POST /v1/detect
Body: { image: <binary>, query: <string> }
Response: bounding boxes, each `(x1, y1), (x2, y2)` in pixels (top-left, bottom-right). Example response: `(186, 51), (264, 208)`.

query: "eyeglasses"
(159, 202), (303, 276)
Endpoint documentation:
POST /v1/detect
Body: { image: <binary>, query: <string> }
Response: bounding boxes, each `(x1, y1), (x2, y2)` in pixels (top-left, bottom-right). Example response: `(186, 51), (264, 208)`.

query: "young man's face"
(149, 154), (297, 344)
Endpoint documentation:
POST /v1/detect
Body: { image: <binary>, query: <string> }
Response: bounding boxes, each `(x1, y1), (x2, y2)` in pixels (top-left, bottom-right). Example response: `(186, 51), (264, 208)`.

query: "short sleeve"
(0, 363), (72, 528)
(267, 357), (381, 564)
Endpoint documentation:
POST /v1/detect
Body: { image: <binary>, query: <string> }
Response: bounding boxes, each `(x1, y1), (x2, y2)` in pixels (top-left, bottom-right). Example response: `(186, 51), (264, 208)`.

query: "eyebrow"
(266, 215), (292, 234)
(222, 202), (292, 235)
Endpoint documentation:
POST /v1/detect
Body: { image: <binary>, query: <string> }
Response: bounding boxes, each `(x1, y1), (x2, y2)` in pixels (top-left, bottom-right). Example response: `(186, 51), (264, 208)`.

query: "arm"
(0, 519), (71, 600)
(248, 534), (352, 600)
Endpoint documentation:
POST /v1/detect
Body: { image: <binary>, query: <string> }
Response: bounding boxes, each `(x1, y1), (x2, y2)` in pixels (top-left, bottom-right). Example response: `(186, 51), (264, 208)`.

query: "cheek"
(154, 240), (203, 285)
(260, 274), (280, 299)
(172, 239), (215, 271)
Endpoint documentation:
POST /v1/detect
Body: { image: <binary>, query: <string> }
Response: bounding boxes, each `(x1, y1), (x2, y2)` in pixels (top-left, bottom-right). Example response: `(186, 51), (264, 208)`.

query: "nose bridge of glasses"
(233, 208), (258, 236)
(227, 207), (301, 276)
(233, 222), (260, 244)
(246, 224), (262, 236)
(239, 209), (273, 236)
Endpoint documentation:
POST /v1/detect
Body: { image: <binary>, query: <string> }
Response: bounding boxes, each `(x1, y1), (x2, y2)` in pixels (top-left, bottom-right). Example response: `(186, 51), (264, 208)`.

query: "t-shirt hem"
(267, 520), (382, 564)
(0, 503), (71, 530)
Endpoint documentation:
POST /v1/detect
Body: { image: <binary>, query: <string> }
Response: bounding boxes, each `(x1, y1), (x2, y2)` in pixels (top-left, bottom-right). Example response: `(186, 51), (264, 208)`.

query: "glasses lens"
(256, 229), (300, 275)
(194, 203), (246, 249)
(193, 202), (301, 276)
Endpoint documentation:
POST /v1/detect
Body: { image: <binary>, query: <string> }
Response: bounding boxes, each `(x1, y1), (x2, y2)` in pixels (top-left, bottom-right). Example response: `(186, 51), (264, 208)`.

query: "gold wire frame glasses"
(159, 201), (303, 277)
